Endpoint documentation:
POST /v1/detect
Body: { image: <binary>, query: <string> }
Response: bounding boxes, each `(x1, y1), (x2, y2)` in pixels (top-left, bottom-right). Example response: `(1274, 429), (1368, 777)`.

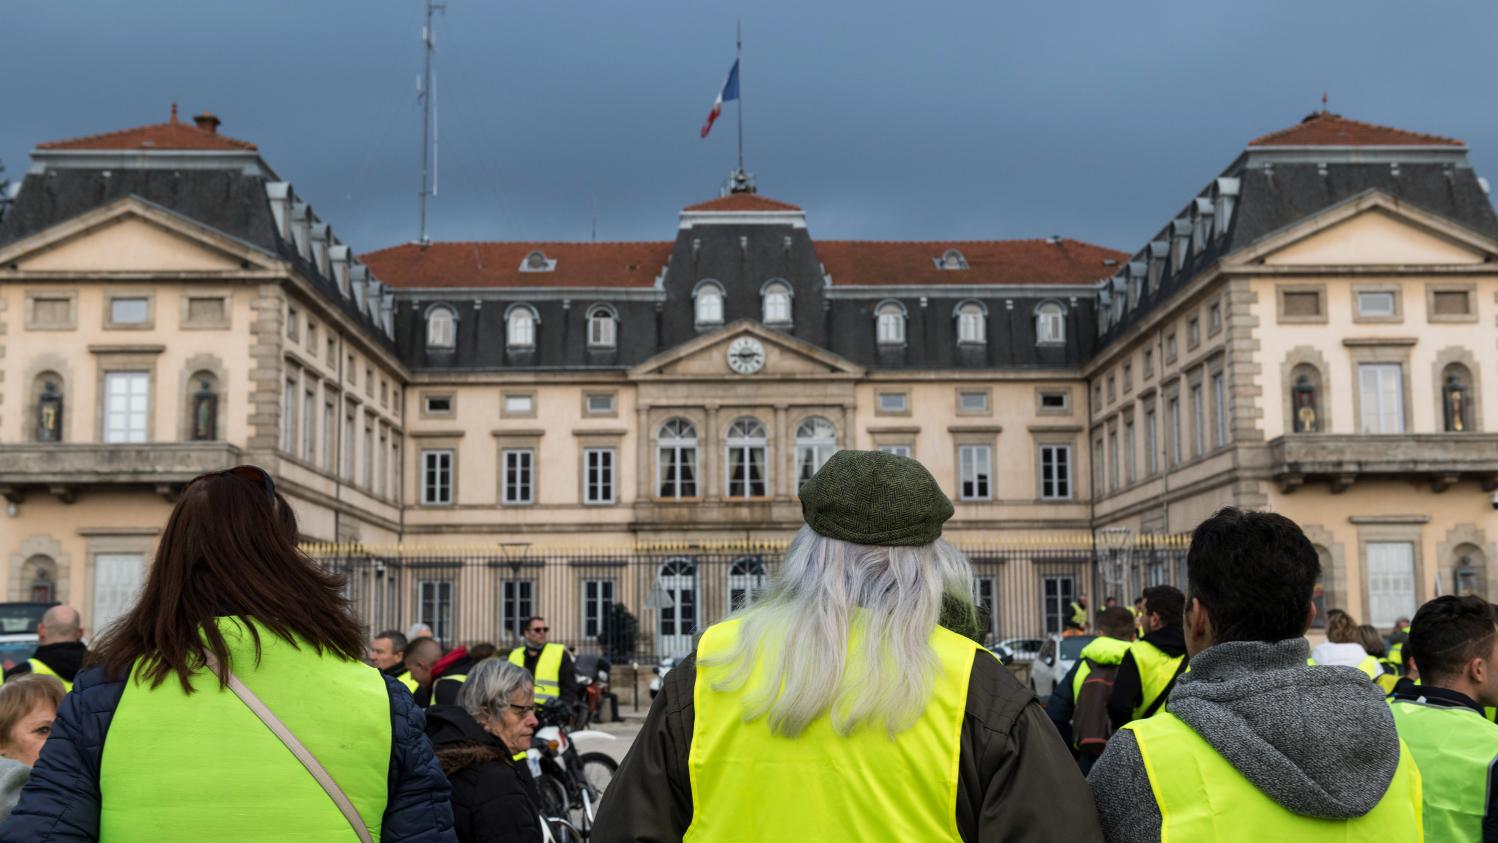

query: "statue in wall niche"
(1456, 556), (1479, 597)
(35, 381), (62, 442)
(1444, 374), (1467, 432)
(191, 379), (218, 441)
(1292, 375), (1318, 433)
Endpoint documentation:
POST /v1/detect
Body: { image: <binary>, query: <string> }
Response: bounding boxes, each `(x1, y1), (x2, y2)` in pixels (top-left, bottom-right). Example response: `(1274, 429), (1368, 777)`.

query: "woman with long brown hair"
(0, 466), (456, 841)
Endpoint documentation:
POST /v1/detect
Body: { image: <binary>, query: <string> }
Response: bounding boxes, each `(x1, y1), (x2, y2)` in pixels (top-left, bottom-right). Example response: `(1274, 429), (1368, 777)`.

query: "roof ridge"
(37, 119), (258, 152)
(1248, 111), (1464, 148)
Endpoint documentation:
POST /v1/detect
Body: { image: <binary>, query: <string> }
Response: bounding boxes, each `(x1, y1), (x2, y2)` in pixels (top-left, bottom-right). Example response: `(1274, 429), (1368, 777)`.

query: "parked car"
(1030, 634), (1097, 698)
(993, 637), (1044, 664)
(0, 602), (56, 673)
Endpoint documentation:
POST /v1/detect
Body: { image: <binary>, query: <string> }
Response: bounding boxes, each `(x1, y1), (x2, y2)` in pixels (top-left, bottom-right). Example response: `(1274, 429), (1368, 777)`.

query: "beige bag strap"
(204, 652), (374, 843)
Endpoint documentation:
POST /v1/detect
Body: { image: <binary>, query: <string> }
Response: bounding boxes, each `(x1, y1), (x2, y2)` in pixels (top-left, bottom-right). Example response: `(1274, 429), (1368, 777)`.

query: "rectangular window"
(584, 448), (616, 504)
(343, 412), (356, 480)
(586, 393), (616, 415)
(377, 428), (388, 497)
(878, 392), (908, 413)
(186, 297), (225, 324)
(1357, 291), (1396, 318)
(347, 354), (356, 384)
(1107, 430), (1120, 490)
(503, 449), (534, 504)
(1145, 409), (1158, 474)
(958, 391), (989, 412)
(582, 580), (616, 639)
(104, 371), (150, 443)
(365, 368), (374, 397)
(307, 322), (318, 351)
(1283, 290), (1322, 318)
(287, 307), (299, 339)
(1432, 290), (1472, 316)
(973, 576), (997, 643)
(326, 337), (337, 366)
(1169, 397), (1182, 465)
(1191, 385), (1204, 457)
(323, 401), (336, 471)
(1107, 376), (1116, 403)
(657, 439), (698, 499)
(1040, 391), (1068, 411)
(1040, 445), (1071, 500)
(1143, 349), (1154, 378)
(1166, 334), (1178, 362)
(1213, 373), (1228, 447)
(1187, 317), (1200, 348)
(380, 380), (388, 409)
(109, 297), (149, 325)
(417, 580), (454, 646)
(303, 389), (317, 462)
(1366, 542), (1417, 628)
(958, 444), (992, 501)
(424, 395), (453, 414)
(1209, 302), (1222, 334)
(32, 297), (71, 326)
(421, 449), (453, 505)
(877, 444), (912, 458)
(726, 442), (768, 498)
(1123, 364), (1133, 392)
(363, 420), (374, 490)
(504, 394), (534, 416)
(502, 580), (535, 639)
(589, 314), (617, 347)
(1043, 575), (1076, 636)
(1124, 420), (1137, 483)
(282, 378), (297, 453)
(391, 441), (402, 504)
(1359, 364), (1405, 433)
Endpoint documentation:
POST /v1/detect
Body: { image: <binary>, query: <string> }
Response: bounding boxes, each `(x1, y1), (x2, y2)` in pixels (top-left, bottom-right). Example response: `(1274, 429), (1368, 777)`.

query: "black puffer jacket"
(425, 705), (542, 843)
(3, 642), (88, 684)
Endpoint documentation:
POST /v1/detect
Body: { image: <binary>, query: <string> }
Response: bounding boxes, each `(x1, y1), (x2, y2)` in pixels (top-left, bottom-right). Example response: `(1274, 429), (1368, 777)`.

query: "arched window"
(31, 372), (65, 443)
(506, 304), (538, 349)
(24, 555), (56, 603)
(876, 300), (906, 346)
(938, 248), (968, 270)
(955, 301), (986, 345)
(1036, 302), (1066, 345)
(426, 305), (456, 349)
(695, 281), (725, 327)
(762, 280), (792, 326)
(657, 418), (699, 499)
(728, 557), (768, 611)
(1289, 364), (1323, 434)
(187, 370), (219, 441)
(587, 305), (617, 349)
(1453, 543), (1488, 599)
(795, 417), (838, 489)
(725, 417), (768, 498)
(1442, 363), (1475, 432)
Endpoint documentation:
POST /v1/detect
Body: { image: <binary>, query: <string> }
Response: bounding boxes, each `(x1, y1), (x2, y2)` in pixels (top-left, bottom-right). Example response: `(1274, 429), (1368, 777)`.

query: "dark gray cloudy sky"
(5, 1), (1498, 255)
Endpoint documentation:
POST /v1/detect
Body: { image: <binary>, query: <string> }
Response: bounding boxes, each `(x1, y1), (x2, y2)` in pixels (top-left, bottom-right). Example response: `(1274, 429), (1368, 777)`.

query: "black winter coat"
(425, 705), (543, 843)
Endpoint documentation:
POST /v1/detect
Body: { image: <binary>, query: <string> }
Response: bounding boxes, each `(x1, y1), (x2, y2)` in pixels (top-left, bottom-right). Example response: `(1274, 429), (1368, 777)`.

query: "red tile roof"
(1248, 111), (1463, 148)
(361, 242), (674, 288)
(37, 108), (257, 152)
(682, 194), (802, 212)
(816, 239), (1128, 286)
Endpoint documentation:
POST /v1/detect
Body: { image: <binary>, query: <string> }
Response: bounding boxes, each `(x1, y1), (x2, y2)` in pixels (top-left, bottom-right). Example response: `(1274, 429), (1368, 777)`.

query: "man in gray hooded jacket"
(1088, 507), (1421, 842)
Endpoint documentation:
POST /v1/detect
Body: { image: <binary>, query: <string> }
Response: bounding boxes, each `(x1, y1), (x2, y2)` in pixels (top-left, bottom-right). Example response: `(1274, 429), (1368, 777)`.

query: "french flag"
(700, 59), (740, 139)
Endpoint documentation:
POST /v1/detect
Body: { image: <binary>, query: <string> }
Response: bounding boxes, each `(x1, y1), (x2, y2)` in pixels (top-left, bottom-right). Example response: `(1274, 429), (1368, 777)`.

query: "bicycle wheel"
(579, 752), (618, 797)
(538, 771), (570, 819)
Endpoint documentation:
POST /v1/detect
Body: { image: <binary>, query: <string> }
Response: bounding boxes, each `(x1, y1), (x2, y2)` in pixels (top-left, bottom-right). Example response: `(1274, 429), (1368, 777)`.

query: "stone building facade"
(0, 107), (1493, 646)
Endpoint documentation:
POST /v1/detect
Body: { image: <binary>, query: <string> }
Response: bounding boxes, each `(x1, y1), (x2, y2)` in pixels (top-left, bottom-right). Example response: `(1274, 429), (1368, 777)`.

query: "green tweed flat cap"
(799, 450), (954, 546)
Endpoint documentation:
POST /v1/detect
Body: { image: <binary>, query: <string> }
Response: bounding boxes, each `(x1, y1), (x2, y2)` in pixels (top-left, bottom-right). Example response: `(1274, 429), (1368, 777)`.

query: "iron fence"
(308, 536), (1190, 664)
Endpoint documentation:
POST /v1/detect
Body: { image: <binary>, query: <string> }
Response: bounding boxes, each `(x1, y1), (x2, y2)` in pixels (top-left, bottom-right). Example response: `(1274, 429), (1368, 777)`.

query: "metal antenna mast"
(418, 0), (446, 246)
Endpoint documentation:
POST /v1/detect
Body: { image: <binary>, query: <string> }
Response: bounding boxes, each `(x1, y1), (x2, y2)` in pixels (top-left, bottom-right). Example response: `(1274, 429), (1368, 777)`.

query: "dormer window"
(955, 301), (986, 345)
(586, 304), (617, 348)
(425, 305), (456, 349)
(519, 250), (557, 272)
(762, 280), (792, 326)
(935, 248), (969, 270)
(1036, 301), (1066, 345)
(694, 280), (725, 328)
(506, 304), (538, 349)
(876, 300), (907, 346)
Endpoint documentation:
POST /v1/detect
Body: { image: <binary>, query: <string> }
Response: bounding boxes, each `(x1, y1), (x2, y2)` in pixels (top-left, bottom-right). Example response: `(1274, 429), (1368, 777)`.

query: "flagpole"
(736, 20), (744, 177)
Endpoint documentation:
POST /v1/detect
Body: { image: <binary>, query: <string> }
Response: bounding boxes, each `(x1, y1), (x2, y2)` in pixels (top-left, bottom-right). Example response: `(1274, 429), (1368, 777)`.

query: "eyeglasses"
(187, 464), (276, 503)
(529, 627), (549, 634)
(506, 703), (537, 718)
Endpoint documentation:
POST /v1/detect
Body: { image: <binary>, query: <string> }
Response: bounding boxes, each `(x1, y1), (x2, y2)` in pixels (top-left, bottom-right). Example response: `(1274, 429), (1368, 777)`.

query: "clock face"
(727, 337), (767, 375)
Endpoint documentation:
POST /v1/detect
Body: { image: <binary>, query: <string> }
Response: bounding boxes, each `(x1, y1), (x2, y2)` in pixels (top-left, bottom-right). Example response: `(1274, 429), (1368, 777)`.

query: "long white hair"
(701, 525), (977, 738)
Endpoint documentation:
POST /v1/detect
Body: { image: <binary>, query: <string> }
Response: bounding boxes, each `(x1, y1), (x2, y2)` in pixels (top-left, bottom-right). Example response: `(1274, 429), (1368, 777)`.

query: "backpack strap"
(1140, 656), (1188, 719)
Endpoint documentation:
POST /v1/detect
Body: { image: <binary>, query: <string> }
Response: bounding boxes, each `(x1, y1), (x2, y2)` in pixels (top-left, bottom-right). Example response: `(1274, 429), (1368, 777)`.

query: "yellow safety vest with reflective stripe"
(1129, 639), (1185, 720)
(509, 643), (564, 702)
(1308, 654), (1383, 680)
(395, 669), (419, 694)
(684, 617), (983, 842)
(1069, 602), (1087, 628)
(98, 617), (390, 840)
(1126, 711), (1423, 841)
(1391, 699), (1498, 843)
(1071, 636), (1133, 701)
(9, 658), (72, 693)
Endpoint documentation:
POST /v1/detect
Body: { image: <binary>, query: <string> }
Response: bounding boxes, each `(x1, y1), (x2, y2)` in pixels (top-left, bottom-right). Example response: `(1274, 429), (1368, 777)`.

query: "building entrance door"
(656, 558), (697, 659)
(93, 553), (144, 635)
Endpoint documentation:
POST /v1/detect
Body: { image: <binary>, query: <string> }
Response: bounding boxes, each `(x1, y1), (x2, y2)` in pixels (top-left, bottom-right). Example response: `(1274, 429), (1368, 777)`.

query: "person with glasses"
(0, 466), (457, 841)
(507, 617), (578, 712)
(425, 659), (543, 843)
(1389, 595), (1498, 841)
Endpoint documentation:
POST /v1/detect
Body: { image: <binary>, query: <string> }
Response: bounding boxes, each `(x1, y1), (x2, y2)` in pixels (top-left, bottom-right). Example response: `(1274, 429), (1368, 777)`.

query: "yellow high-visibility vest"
(1391, 699), (1498, 843)
(8, 658), (72, 693)
(509, 643), (564, 702)
(1129, 639), (1184, 720)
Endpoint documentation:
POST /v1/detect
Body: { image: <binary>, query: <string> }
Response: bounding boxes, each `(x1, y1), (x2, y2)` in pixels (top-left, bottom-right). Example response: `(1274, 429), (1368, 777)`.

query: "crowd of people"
(0, 456), (1488, 840)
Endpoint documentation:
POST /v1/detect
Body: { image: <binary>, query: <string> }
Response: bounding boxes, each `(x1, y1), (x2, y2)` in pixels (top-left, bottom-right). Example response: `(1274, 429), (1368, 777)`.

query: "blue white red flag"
(700, 59), (740, 139)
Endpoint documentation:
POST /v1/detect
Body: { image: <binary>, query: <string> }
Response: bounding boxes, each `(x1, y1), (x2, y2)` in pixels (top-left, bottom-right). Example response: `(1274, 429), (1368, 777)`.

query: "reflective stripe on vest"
(17, 658), (71, 693)
(1126, 712), (1423, 842)
(1391, 699), (1498, 843)
(685, 618), (982, 842)
(1071, 636), (1133, 701)
(1129, 640), (1185, 721)
(509, 643), (564, 702)
(98, 617), (391, 841)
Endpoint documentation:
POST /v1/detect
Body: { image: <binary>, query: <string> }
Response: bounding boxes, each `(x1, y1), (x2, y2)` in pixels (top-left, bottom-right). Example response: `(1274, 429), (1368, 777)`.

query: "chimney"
(193, 112), (222, 133)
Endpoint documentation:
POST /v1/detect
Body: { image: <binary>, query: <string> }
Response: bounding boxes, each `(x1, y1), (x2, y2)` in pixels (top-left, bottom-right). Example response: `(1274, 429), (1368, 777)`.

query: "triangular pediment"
(630, 320), (864, 379)
(0, 195), (280, 274)
(1229, 191), (1498, 267)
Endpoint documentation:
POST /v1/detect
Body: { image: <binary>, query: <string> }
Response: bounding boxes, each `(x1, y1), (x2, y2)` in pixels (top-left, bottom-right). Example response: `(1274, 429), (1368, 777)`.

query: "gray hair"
(701, 524), (976, 739)
(457, 658), (534, 719)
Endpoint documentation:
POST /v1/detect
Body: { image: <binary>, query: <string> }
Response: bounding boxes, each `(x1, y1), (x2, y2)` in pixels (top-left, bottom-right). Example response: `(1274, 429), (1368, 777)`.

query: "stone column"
(636, 405), (651, 501)
(704, 404), (720, 499)
(774, 404), (789, 499)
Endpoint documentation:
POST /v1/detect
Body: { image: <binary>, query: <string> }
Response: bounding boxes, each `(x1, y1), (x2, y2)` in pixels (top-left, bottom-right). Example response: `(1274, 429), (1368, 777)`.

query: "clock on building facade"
(726, 336), (766, 374)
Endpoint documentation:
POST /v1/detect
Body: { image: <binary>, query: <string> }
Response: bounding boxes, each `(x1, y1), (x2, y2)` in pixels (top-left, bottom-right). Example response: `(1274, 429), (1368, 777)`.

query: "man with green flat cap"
(595, 450), (1102, 842)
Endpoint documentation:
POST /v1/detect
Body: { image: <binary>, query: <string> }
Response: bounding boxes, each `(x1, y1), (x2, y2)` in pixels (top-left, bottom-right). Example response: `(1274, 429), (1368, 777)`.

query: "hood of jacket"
(1310, 641), (1371, 668)
(31, 642), (88, 682)
(1168, 637), (1401, 820)
(423, 704), (511, 775)
(1139, 625), (1187, 658)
